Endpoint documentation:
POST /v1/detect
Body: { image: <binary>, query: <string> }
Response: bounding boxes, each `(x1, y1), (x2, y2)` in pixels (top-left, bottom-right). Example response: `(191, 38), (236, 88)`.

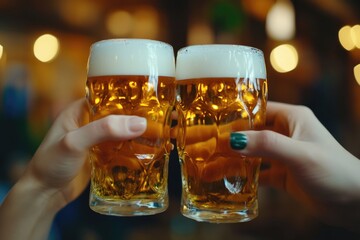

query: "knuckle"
(293, 105), (314, 117)
(257, 130), (277, 152)
(60, 132), (81, 153)
(99, 115), (119, 136)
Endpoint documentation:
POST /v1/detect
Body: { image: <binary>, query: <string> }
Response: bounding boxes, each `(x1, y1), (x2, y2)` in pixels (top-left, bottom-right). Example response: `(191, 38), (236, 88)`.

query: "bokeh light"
(354, 64), (360, 85)
(0, 44), (3, 60)
(339, 25), (356, 50)
(58, 0), (100, 27)
(266, 0), (295, 41)
(106, 10), (133, 37)
(187, 22), (215, 45)
(33, 34), (60, 62)
(350, 25), (360, 48)
(270, 44), (299, 73)
(132, 6), (159, 39)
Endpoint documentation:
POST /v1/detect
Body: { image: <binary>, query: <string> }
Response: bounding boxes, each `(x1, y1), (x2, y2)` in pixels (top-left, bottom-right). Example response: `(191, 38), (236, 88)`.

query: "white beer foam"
(176, 44), (267, 80)
(87, 39), (175, 77)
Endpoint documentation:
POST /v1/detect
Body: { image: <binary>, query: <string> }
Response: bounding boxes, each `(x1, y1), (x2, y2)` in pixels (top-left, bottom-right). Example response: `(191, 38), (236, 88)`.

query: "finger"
(265, 101), (293, 124)
(230, 130), (308, 169)
(262, 102), (293, 135)
(263, 101), (284, 126)
(56, 98), (89, 130)
(185, 125), (218, 144)
(62, 115), (147, 153)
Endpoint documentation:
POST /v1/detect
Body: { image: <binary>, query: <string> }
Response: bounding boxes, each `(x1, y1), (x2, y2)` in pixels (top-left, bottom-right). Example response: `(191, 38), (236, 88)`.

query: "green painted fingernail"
(230, 132), (247, 150)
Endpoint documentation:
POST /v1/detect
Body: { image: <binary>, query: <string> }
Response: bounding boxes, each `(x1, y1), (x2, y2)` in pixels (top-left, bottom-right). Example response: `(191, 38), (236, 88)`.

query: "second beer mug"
(175, 44), (268, 223)
(86, 39), (175, 216)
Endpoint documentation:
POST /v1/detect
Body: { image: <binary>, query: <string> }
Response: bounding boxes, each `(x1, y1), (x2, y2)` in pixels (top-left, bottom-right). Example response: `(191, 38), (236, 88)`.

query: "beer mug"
(175, 45), (267, 223)
(86, 39), (175, 216)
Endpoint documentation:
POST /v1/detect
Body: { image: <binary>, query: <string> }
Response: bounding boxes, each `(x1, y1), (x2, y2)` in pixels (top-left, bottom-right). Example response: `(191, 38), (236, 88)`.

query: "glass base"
(89, 193), (168, 216)
(181, 200), (258, 223)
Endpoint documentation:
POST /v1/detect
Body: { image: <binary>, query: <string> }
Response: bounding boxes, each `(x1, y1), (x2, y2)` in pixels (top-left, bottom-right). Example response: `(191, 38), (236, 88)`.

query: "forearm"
(0, 176), (60, 240)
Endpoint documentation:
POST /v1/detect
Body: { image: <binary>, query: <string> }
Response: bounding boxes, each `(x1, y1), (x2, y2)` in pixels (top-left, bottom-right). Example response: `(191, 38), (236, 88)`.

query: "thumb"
(230, 130), (307, 168)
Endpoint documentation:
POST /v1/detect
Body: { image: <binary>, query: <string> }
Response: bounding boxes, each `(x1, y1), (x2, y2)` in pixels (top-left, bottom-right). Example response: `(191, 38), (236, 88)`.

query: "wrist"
(16, 173), (63, 212)
(0, 174), (61, 240)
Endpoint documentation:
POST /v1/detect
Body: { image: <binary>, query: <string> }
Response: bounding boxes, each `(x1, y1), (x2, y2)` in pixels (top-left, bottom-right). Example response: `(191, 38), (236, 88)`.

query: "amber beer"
(176, 45), (268, 223)
(86, 39), (175, 216)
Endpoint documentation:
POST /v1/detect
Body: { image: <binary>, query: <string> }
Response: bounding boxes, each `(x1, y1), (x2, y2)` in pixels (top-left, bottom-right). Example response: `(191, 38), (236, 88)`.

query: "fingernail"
(230, 132), (247, 150)
(128, 117), (147, 133)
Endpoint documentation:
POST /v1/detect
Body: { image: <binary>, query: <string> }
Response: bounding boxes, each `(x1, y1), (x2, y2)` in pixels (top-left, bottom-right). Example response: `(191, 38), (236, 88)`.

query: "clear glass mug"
(175, 44), (268, 223)
(86, 39), (175, 216)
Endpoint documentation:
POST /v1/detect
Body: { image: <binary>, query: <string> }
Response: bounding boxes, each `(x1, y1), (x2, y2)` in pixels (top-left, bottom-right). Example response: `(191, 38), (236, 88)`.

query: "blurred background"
(0, 0), (360, 239)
